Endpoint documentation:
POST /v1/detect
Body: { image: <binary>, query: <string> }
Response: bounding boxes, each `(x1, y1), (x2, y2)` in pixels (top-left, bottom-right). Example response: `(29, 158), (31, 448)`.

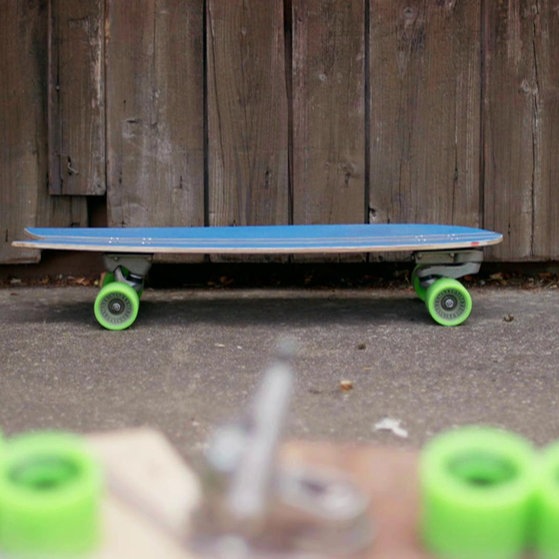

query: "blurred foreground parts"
(189, 347), (373, 558)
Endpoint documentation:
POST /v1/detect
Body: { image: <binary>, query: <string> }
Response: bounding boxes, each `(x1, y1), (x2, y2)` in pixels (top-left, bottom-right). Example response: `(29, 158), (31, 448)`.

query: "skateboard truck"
(189, 344), (373, 558)
(103, 253), (152, 291)
(413, 249), (483, 283)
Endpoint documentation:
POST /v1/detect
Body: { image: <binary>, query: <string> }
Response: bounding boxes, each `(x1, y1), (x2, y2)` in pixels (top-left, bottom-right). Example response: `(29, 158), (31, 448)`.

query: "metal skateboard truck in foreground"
(189, 343), (373, 558)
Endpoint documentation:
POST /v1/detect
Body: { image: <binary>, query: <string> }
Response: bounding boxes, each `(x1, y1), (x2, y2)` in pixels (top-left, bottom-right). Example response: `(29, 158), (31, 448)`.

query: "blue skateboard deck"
(13, 223), (502, 330)
(14, 224), (502, 254)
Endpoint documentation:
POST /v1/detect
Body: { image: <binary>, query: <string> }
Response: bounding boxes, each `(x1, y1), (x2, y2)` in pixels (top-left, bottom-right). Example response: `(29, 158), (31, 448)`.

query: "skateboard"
(13, 223), (502, 330)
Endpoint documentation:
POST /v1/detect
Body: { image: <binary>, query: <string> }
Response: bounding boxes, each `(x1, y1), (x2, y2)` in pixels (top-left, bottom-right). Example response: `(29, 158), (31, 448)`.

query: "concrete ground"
(1, 284), (558, 462)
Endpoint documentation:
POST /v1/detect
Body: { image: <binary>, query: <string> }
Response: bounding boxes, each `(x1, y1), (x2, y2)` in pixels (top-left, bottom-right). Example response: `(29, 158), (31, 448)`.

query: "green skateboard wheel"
(535, 441), (559, 559)
(421, 426), (536, 559)
(100, 271), (115, 288)
(94, 281), (140, 330)
(411, 266), (428, 302)
(426, 277), (472, 326)
(0, 431), (102, 556)
(102, 271), (144, 298)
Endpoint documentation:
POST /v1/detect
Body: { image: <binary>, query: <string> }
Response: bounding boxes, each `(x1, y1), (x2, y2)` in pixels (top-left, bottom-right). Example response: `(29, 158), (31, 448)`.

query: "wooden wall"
(1, 0), (558, 264)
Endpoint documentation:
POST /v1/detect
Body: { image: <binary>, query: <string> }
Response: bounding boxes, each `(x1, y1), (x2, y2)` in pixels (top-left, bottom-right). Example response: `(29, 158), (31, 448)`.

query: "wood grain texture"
(291, 0), (366, 225)
(531, 1), (559, 260)
(483, 0), (559, 261)
(369, 0), (481, 227)
(106, 0), (204, 228)
(206, 0), (289, 227)
(4, 0), (559, 265)
(0, 1), (87, 264)
(48, 0), (105, 195)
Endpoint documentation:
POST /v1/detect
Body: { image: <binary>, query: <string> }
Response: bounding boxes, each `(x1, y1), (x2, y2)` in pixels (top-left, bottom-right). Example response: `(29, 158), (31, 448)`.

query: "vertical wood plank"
(483, 0), (559, 260)
(0, 1), (45, 263)
(291, 0), (366, 225)
(369, 0), (481, 227)
(532, 0), (559, 260)
(106, 0), (204, 228)
(0, 1), (87, 264)
(206, 0), (289, 227)
(48, 0), (106, 195)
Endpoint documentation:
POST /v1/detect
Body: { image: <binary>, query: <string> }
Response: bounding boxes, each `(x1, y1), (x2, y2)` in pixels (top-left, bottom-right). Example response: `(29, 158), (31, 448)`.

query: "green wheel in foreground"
(421, 426), (536, 559)
(426, 277), (472, 326)
(94, 281), (140, 330)
(411, 266), (428, 302)
(535, 441), (559, 559)
(0, 432), (103, 556)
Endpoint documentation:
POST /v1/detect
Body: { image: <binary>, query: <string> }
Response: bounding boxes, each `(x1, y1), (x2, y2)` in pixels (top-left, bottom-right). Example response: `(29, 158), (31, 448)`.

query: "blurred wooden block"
(88, 428), (200, 558)
(87, 428), (426, 558)
(282, 442), (427, 559)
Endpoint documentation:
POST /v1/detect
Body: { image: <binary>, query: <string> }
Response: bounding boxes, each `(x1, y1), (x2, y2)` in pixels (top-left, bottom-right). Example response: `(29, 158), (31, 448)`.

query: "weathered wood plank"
(0, 1), (48, 263)
(0, 1), (87, 264)
(48, 0), (105, 196)
(369, 0), (481, 228)
(531, 1), (559, 261)
(291, 0), (366, 225)
(106, 0), (204, 228)
(206, 0), (289, 227)
(483, 0), (559, 261)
